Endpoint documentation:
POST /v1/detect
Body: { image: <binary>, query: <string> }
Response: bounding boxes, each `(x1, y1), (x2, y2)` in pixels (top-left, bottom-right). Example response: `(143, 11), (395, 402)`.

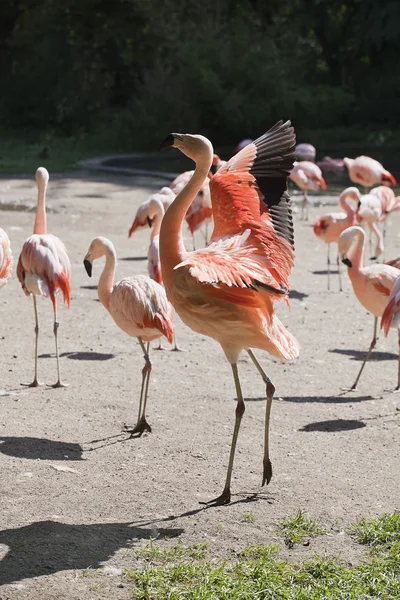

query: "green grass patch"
(125, 537), (400, 599)
(279, 510), (327, 548)
(349, 512), (400, 548)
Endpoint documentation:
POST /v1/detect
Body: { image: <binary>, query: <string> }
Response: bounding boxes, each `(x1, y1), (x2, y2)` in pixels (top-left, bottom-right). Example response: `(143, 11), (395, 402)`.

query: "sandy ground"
(0, 172), (399, 599)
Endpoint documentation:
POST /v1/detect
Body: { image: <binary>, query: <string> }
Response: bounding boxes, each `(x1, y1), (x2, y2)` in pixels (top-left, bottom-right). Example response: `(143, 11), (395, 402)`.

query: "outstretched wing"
(210, 120), (296, 288)
(175, 230), (287, 302)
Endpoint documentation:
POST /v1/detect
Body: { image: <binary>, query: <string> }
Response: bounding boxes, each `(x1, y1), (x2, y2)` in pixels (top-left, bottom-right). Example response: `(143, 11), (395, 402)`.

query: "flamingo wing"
(175, 230), (286, 297)
(0, 228), (12, 288)
(381, 276), (400, 336)
(209, 120), (295, 288)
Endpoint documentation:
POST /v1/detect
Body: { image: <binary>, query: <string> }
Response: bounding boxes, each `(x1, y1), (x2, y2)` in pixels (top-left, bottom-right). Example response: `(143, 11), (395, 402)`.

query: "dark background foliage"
(1, 0), (399, 150)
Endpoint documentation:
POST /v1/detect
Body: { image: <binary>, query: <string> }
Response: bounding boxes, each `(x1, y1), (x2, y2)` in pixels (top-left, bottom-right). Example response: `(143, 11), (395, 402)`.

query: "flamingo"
(0, 229), (13, 288)
(83, 237), (173, 436)
(381, 274), (400, 390)
(17, 167), (71, 388)
(356, 193), (384, 259)
(338, 226), (400, 390)
(344, 156), (396, 190)
(159, 120), (300, 505)
(313, 187), (359, 290)
(289, 161), (326, 220)
(128, 187), (175, 237)
(370, 186), (398, 240)
(295, 143), (316, 162)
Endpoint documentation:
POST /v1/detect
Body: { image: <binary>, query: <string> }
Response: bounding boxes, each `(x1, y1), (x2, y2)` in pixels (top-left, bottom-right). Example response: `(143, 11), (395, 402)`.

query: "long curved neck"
(339, 189), (359, 218)
(160, 159), (211, 268)
(348, 230), (365, 271)
(34, 181), (47, 234)
(98, 247), (116, 312)
(149, 199), (164, 241)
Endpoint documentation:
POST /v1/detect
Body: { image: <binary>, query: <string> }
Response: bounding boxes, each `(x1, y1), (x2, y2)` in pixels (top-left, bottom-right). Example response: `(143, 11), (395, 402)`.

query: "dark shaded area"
(312, 270), (340, 276)
(38, 352), (115, 361)
(0, 437), (83, 460)
(120, 256), (147, 262)
(329, 348), (398, 361)
(281, 395), (374, 404)
(1, 1), (400, 152)
(300, 419), (366, 432)
(0, 520), (183, 587)
(289, 289), (308, 301)
(80, 284), (98, 290)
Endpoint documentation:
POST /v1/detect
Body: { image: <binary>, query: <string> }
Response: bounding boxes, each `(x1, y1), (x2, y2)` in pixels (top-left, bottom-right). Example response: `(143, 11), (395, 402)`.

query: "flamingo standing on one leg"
(344, 156), (397, 191)
(338, 226), (400, 390)
(83, 237), (173, 435)
(289, 161), (326, 220)
(17, 168), (71, 388)
(381, 274), (400, 390)
(313, 187), (359, 290)
(159, 120), (300, 505)
(0, 229), (13, 288)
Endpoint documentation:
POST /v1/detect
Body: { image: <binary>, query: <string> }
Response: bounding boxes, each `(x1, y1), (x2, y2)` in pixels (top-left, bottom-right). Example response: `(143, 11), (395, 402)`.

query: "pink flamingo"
(17, 168), (71, 388)
(344, 156), (396, 190)
(128, 187), (175, 237)
(381, 274), (400, 390)
(370, 186), (399, 240)
(295, 143), (316, 162)
(313, 187), (359, 290)
(0, 229), (13, 288)
(159, 120), (300, 505)
(338, 226), (400, 390)
(289, 161), (326, 220)
(356, 193), (384, 259)
(83, 236), (173, 436)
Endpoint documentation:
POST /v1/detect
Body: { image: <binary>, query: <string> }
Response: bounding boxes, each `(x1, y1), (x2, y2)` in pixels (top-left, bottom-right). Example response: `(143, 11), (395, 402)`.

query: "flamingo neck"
(149, 199), (164, 241)
(160, 155), (212, 269)
(339, 192), (358, 219)
(348, 229), (365, 271)
(98, 247), (116, 312)
(34, 181), (47, 234)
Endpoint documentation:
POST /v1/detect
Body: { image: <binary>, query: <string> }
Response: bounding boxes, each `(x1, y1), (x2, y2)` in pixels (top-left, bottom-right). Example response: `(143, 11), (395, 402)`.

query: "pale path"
(0, 171), (399, 599)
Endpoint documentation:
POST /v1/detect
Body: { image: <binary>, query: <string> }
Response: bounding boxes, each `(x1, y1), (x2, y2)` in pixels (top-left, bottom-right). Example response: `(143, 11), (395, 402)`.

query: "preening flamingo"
(128, 187), (175, 237)
(313, 187), (359, 290)
(0, 228), (13, 288)
(295, 143), (316, 162)
(289, 161), (326, 220)
(381, 274), (400, 390)
(159, 120), (300, 505)
(338, 226), (399, 390)
(344, 156), (397, 190)
(83, 237), (173, 435)
(17, 168), (71, 388)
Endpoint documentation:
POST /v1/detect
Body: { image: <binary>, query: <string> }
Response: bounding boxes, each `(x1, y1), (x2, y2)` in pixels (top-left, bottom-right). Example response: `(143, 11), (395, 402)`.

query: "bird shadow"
(312, 269), (340, 275)
(329, 348), (397, 361)
(80, 284), (98, 290)
(0, 520), (183, 587)
(289, 289), (309, 301)
(280, 395), (374, 404)
(120, 256), (147, 262)
(76, 193), (107, 199)
(38, 352), (115, 361)
(299, 419), (366, 432)
(0, 436), (84, 460)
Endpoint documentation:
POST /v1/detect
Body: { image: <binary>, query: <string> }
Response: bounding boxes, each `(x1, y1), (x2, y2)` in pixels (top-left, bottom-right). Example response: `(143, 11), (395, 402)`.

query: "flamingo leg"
(336, 251), (343, 292)
(301, 190), (308, 220)
(201, 362), (245, 505)
(247, 349), (274, 485)
(327, 243), (331, 291)
(204, 222), (209, 245)
(171, 332), (184, 352)
(192, 233), (196, 251)
(350, 317), (378, 390)
(52, 298), (68, 388)
(126, 339), (152, 437)
(27, 295), (42, 387)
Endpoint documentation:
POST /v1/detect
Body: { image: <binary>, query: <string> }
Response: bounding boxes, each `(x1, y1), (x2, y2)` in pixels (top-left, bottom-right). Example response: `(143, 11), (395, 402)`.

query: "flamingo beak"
(341, 257), (352, 267)
(160, 134), (176, 151)
(84, 258), (92, 277)
(147, 216), (153, 227)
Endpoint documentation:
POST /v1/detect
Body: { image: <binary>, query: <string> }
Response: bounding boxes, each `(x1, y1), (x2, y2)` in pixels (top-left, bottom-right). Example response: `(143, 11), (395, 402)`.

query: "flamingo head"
(160, 133), (214, 164)
(84, 236), (116, 277)
(337, 225), (365, 267)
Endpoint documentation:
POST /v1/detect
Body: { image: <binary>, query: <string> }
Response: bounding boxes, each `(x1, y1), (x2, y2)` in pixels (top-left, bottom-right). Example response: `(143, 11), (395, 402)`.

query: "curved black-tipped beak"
(147, 216), (153, 227)
(370, 256), (377, 261)
(160, 134), (175, 151)
(84, 259), (92, 277)
(341, 257), (352, 267)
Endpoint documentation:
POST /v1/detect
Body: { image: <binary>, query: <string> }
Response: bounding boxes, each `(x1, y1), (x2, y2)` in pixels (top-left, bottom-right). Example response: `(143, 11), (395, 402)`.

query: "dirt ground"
(0, 171), (399, 599)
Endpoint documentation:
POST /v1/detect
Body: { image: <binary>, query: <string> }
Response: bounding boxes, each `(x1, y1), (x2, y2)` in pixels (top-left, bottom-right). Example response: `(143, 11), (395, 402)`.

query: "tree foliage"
(1, 0), (399, 147)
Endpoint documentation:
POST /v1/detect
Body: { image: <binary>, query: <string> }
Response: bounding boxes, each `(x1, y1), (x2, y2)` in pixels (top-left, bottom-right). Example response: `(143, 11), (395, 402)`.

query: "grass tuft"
(278, 510), (327, 548)
(349, 512), (400, 548)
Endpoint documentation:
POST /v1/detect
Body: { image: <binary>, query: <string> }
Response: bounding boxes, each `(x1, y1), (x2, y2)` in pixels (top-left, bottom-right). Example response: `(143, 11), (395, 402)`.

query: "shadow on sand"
(0, 436), (84, 460)
(299, 419), (366, 432)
